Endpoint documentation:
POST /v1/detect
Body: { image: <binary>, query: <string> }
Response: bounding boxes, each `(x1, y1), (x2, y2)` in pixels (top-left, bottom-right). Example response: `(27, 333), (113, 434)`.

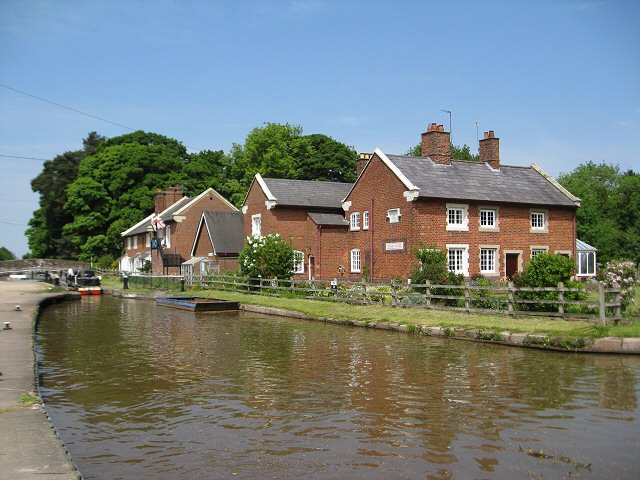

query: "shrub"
(410, 245), (448, 287)
(515, 253), (577, 312)
(239, 234), (294, 280)
(602, 260), (637, 311)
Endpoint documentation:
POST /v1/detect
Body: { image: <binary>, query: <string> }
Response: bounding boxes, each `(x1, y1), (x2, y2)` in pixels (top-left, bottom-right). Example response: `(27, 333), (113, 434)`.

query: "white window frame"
(479, 206), (499, 231)
(530, 210), (548, 232)
(446, 244), (469, 276)
(350, 212), (361, 231)
(293, 250), (304, 274)
(446, 203), (469, 231)
(387, 208), (401, 224)
(578, 251), (596, 276)
(251, 214), (262, 237)
(350, 248), (361, 273)
(480, 247), (498, 274)
(165, 225), (171, 248)
(530, 247), (548, 258)
(145, 233), (151, 248)
(363, 210), (369, 230)
(126, 237), (132, 249)
(133, 235), (138, 249)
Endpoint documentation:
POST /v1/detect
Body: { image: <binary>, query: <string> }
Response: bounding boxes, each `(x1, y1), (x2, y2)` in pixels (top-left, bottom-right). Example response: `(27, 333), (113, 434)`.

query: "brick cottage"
(341, 124), (580, 281)
(120, 186), (242, 275)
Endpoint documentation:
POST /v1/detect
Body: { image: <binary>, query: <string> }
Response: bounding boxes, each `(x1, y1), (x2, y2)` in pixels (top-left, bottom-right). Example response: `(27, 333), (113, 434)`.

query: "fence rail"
(126, 274), (622, 325)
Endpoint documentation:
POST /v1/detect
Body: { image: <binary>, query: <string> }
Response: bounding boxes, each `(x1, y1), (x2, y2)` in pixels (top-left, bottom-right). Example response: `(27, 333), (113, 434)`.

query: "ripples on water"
(36, 296), (640, 479)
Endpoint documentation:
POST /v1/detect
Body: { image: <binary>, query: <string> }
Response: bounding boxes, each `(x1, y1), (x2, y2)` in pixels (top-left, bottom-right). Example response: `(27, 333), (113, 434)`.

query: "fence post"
(291, 277), (295, 294)
(425, 280), (431, 307)
(274, 278), (279, 297)
(508, 281), (514, 316)
(464, 282), (470, 313)
(558, 282), (565, 318)
(362, 282), (367, 304)
(614, 289), (622, 323)
(391, 280), (397, 307)
(598, 282), (606, 326)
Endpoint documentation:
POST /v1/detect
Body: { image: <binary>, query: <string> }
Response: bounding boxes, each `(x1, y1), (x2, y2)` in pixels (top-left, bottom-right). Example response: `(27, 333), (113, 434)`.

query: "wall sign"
(385, 241), (404, 251)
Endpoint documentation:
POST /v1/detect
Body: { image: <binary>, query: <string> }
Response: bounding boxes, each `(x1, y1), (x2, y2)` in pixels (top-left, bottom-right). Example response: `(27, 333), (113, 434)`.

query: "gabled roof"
(121, 213), (155, 237)
(191, 210), (245, 256)
(244, 173), (353, 209)
(345, 149), (579, 207)
(159, 196), (191, 221)
(173, 187), (237, 216)
(307, 212), (349, 226)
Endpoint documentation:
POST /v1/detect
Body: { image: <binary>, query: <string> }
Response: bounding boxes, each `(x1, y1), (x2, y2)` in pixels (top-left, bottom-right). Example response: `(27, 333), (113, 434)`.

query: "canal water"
(36, 296), (640, 479)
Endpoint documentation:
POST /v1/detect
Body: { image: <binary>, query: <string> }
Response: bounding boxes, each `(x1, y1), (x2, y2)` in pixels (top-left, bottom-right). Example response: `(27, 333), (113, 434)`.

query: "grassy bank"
(103, 277), (639, 338)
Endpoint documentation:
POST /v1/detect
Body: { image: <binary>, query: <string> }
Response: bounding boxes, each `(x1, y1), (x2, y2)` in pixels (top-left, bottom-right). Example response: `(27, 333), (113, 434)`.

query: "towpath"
(0, 279), (78, 479)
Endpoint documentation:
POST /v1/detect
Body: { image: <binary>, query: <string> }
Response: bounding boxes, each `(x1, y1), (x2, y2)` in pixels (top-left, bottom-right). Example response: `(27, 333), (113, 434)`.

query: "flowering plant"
(238, 233), (294, 280)
(602, 260), (637, 310)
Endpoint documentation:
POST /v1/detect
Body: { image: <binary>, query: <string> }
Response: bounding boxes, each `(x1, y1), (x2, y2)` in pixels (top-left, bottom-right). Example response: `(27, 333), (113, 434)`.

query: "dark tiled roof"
(263, 178), (353, 209)
(202, 211), (245, 254)
(307, 211), (349, 226)
(385, 155), (577, 207)
(126, 221), (152, 236)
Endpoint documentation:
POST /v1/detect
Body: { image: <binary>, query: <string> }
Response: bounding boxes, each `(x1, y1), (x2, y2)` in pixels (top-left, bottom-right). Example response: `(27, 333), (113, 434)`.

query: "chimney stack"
(154, 185), (184, 213)
(421, 123), (451, 164)
(356, 153), (371, 177)
(479, 131), (500, 169)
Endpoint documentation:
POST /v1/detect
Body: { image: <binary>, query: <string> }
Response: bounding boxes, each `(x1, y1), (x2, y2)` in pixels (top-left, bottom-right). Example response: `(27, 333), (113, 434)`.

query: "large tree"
(558, 162), (640, 264)
(0, 246), (16, 261)
(26, 132), (105, 258)
(405, 142), (479, 161)
(297, 133), (357, 183)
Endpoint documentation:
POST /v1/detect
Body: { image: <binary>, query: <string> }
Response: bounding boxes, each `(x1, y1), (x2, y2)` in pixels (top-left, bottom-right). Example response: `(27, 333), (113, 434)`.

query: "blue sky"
(1, 0), (639, 258)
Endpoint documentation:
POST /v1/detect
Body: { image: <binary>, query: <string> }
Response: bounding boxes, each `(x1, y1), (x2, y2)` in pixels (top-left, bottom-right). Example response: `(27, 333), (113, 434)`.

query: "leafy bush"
(410, 245), (448, 287)
(471, 277), (506, 310)
(515, 253), (577, 312)
(239, 234), (294, 280)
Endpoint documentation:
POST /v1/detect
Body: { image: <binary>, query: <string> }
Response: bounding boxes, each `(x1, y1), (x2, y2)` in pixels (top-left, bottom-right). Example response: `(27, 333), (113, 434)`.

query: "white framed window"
(480, 248), (497, 274)
(387, 208), (401, 224)
(350, 248), (361, 273)
(251, 214), (262, 237)
(165, 225), (171, 247)
(363, 210), (369, 230)
(531, 247), (548, 258)
(293, 250), (304, 274)
(447, 244), (469, 276)
(133, 235), (138, 249)
(126, 237), (132, 249)
(145, 233), (151, 248)
(578, 251), (596, 276)
(350, 212), (361, 231)
(530, 210), (547, 232)
(479, 207), (498, 230)
(446, 203), (469, 231)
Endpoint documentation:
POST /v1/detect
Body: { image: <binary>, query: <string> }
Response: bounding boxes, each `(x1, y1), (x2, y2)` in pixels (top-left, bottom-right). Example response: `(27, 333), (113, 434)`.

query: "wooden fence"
(125, 274), (622, 325)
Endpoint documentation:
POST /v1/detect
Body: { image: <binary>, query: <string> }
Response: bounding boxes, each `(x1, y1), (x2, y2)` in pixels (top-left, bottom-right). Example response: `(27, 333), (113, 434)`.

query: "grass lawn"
(102, 277), (640, 339)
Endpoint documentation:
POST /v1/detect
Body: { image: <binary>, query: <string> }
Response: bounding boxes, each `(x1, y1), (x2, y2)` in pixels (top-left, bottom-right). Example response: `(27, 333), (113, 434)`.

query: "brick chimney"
(154, 185), (184, 213)
(421, 123), (451, 164)
(479, 130), (500, 169)
(356, 153), (371, 177)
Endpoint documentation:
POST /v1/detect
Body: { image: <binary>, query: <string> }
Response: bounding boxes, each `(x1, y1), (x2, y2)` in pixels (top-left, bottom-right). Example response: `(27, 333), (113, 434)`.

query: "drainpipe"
(370, 197), (374, 281)
(318, 225), (322, 279)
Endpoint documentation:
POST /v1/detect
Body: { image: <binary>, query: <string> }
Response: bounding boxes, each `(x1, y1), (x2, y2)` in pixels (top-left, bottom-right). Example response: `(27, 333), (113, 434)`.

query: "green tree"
(239, 234), (295, 280)
(558, 162), (639, 264)
(405, 143), (480, 161)
(297, 133), (357, 183)
(0, 246), (16, 261)
(26, 132), (105, 258)
(64, 131), (188, 261)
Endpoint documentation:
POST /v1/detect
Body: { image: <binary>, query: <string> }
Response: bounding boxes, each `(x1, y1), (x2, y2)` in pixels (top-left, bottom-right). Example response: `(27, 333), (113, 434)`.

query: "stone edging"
(33, 292), (84, 480)
(240, 304), (640, 354)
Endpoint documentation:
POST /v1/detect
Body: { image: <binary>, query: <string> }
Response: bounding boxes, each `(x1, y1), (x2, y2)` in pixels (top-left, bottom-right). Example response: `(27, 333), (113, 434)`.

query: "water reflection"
(37, 296), (640, 479)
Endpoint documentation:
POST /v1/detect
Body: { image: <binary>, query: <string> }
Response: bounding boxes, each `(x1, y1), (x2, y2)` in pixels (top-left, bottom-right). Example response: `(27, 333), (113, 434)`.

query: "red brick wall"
(243, 182), (350, 280)
(152, 191), (237, 274)
(344, 153), (577, 281)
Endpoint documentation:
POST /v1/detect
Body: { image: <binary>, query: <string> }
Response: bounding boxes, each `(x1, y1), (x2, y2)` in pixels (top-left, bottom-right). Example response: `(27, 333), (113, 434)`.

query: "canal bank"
(0, 279), (80, 479)
(109, 287), (640, 354)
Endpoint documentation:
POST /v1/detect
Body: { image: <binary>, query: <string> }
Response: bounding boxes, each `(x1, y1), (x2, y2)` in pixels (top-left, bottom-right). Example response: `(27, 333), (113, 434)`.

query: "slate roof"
(201, 211), (245, 254)
(307, 212), (349, 226)
(262, 178), (353, 209)
(159, 196), (191, 221)
(384, 154), (578, 207)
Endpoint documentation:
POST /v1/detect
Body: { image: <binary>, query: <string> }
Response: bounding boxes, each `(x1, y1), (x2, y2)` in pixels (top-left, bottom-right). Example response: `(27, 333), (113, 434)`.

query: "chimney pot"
(421, 122), (451, 164)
